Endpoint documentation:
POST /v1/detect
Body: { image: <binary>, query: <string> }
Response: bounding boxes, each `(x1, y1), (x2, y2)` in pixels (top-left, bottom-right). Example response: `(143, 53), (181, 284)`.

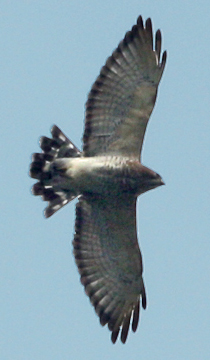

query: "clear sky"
(1, 1), (210, 359)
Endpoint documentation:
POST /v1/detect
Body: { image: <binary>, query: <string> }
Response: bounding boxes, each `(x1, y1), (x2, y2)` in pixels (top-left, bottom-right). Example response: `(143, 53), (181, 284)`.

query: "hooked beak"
(160, 179), (165, 186)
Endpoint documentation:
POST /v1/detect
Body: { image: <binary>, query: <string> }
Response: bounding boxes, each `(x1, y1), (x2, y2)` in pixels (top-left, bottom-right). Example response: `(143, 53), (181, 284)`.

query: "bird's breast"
(67, 156), (145, 196)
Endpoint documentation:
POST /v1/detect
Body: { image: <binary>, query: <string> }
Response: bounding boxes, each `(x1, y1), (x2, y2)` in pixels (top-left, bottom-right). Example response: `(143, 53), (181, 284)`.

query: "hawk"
(29, 15), (167, 343)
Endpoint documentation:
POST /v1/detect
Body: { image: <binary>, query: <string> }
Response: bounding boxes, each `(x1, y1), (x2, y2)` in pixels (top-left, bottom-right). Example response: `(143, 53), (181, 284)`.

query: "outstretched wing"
(83, 16), (166, 159)
(73, 194), (146, 343)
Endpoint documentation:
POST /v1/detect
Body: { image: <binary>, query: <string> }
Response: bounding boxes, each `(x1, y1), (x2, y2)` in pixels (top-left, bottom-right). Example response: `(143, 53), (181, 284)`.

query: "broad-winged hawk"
(30, 15), (167, 343)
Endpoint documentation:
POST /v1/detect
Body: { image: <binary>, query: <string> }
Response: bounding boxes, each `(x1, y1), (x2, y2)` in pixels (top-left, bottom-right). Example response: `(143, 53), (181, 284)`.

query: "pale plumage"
(29, 15), (166, 343)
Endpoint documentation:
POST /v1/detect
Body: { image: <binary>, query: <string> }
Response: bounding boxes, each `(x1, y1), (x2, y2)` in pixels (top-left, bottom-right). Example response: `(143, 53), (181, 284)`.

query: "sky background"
(1, 1), (210, 359)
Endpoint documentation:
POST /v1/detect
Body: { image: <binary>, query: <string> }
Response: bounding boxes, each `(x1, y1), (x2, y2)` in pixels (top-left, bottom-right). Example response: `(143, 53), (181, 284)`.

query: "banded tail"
(29, 125), (81, 218)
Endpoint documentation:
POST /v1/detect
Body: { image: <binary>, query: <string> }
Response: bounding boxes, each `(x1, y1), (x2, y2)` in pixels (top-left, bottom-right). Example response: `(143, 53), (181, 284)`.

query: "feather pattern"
(29, 125), (81, 217)
(83, 15), (166, 159)
(73, 195), (147, 343)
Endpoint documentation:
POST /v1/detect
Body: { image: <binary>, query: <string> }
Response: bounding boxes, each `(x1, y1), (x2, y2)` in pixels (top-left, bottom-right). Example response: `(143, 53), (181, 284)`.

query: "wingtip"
(111, 328), (120, 344)
(137, 15), (143, 28)
(145, 17), (152, 32)
(162, 50), (167, 63)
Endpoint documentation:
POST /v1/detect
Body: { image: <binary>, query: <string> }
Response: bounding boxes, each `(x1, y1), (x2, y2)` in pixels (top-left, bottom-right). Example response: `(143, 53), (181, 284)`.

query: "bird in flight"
(30, 15), (167, 344)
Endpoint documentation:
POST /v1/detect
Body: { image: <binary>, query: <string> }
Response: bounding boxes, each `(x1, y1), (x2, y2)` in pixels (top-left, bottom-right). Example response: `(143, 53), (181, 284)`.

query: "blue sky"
(1, 1), (210, 359)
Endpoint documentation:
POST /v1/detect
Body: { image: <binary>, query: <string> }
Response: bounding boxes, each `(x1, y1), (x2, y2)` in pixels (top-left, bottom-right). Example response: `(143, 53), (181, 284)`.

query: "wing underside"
(73, 194), (146, 343)
(83, 16), (166, 159)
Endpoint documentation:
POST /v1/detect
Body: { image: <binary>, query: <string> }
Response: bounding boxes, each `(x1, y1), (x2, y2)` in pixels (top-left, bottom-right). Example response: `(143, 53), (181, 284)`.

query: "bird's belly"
(65, 156), (142, 196)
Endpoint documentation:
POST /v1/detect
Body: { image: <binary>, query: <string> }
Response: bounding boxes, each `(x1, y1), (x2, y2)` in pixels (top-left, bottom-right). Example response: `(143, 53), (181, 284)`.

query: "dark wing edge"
(83, 15), (167, 158)
(73, 195), (147, 344)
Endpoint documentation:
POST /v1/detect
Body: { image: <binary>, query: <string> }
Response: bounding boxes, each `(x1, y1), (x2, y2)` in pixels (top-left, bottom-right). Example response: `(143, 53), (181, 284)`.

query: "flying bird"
(29, 15), (167, 343)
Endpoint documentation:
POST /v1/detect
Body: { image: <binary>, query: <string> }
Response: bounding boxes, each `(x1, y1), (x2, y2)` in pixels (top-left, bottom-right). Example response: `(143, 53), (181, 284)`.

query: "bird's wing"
(73, 194), (146, 344)
(83, 16), (166, 160)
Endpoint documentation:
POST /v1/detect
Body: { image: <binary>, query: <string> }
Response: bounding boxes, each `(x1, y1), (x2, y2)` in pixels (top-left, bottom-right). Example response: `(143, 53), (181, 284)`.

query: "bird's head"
(137, 165), (165, 195)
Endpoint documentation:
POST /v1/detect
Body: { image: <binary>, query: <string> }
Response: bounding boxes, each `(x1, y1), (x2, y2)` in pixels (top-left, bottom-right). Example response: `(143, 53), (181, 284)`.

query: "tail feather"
(29, 125), (81, 218)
